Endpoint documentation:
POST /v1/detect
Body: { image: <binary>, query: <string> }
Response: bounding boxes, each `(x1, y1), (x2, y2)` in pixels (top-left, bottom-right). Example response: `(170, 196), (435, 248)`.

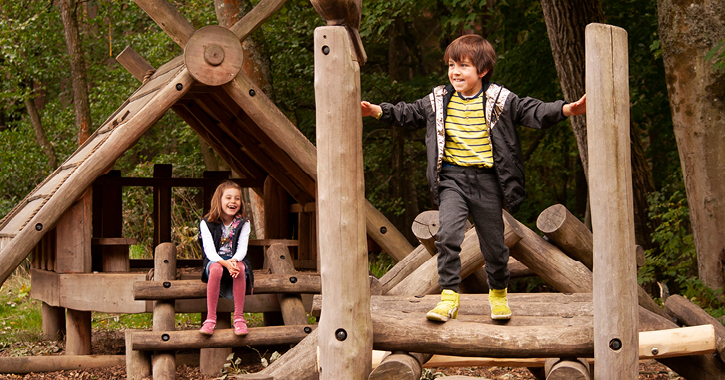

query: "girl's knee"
(209, 262), (224, 275)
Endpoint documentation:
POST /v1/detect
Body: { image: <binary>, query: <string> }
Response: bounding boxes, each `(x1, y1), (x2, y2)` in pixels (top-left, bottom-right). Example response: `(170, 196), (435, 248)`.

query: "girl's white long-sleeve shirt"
(199, 219), (250, 263)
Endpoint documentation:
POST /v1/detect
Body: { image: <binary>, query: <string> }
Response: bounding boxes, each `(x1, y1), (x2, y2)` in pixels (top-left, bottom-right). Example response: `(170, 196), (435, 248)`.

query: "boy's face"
(448, 58), (487, 97)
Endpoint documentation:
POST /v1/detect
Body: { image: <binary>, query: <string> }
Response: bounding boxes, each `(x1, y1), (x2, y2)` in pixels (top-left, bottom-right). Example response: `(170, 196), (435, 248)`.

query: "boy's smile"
(448, 58), (487, 97)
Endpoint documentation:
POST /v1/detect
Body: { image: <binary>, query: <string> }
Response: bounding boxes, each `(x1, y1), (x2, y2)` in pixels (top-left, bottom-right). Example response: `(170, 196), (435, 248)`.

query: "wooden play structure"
(1, 0), (725, 379)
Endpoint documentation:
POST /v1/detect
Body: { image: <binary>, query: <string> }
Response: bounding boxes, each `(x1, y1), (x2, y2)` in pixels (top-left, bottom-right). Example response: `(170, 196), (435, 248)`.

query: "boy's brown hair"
(205, 180), (245, 223)
(444, 34), (496, 82)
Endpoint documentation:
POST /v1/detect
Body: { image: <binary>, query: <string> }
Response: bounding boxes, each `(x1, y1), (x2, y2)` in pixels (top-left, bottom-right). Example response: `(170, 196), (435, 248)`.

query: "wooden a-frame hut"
(0, 0), (412, 362)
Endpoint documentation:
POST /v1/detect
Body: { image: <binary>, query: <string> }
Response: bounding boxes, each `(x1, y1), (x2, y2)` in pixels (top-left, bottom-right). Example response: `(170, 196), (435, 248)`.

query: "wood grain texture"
(585, 23), (638, 380)
(314, 26), (371, 380)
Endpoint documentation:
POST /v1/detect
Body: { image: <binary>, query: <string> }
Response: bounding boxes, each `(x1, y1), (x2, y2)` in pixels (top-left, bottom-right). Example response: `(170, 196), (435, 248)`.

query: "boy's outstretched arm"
(361, 101), (383, 119)
(562, 94), (586, 117)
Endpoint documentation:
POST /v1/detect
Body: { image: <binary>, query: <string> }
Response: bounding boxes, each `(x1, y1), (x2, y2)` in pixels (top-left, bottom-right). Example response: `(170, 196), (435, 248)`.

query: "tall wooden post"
(152, 242), (177, 379)
(586, 23), (638, 379)
(153, 164), (173, 248)
(314, 26), (372, 379)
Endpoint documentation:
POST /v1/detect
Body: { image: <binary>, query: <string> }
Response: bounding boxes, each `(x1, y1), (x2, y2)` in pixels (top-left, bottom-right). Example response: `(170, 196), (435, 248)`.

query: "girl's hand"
(361, 101), (382, 118)
(221, 259), (240, 278)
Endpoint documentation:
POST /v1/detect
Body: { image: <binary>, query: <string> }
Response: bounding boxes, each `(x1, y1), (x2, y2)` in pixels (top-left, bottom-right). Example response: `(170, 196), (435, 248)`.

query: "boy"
(361, 34), (586, 321)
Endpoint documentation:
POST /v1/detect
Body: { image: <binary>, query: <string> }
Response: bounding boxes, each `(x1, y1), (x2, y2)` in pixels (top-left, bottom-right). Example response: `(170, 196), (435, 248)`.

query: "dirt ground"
(0, 330), (682, 380)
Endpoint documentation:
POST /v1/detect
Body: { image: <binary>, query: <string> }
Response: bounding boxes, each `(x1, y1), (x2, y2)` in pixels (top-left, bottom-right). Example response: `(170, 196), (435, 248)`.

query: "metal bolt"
(162, 334), (170, 341)
(163, 281), (171, 288)
(609, 338), (622, 351)
(280, 255), (285, 260)
(651, 347), (659, 355)
(176, 83), (183, 91)
(335, 328), (347, 341)
(249, 89), (256, 97)
(304, 326), (312, 334)
(35, 223), (43, 231)
(322, 45), (330, 55)
(289, 276), (298, 283)
(380, 226), (387, 234)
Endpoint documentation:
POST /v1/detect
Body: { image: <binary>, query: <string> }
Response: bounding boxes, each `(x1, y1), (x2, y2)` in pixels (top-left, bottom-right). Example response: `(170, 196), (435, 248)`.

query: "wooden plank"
(199, 92), (316, 202)
(66, 309), (92, 355)
(229, 0), (287, 42)
(664, 294), (725, 361)
(315, 26), (372, 380)
(59, 272), (148, 313)
(132, 0), (195, 48)
(0, 67), (195, 288)
(116, 46), (155, 82)
(586, 23), (637, 380)
(265, 244), (309, 325)
(132, 324), (317, 350)
(0, 355), (125, 374)
(639, 325), (715, 360)
(134, 274), (321, 300)
(30, 268), (60, 306)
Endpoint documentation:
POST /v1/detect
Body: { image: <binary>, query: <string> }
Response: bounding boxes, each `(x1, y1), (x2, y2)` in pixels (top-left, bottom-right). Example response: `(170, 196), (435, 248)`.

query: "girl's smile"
(221, 188), (242, 223)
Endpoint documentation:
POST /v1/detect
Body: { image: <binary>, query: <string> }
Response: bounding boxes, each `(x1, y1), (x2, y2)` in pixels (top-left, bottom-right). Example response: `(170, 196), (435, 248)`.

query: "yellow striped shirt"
(443, 91), (493, 168)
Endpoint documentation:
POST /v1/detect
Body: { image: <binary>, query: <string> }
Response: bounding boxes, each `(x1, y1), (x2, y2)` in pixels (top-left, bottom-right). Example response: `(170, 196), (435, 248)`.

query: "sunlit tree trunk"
(657, 0), (725, 289)
(25, 85), (58, 170)
(59, 0), (92, 145)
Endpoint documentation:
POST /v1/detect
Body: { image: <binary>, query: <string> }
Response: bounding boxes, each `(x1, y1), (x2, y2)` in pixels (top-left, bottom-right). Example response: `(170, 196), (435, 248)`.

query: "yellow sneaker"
(426, 289), (460, 322)
(489, 288), (512, 320)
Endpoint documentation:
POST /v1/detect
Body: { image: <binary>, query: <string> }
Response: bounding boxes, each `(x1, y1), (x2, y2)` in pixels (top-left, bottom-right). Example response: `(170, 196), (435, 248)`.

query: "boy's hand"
(361, 101), (382, 119)
(563, 94), (586, 117)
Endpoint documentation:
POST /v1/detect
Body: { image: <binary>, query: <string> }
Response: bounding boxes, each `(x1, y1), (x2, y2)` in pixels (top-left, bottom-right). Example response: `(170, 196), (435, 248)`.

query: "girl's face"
(220, 187), (242, 222)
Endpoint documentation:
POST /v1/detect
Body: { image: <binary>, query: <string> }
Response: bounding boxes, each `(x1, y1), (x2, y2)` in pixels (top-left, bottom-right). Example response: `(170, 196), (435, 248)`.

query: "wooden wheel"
(184, 25), (243, 86)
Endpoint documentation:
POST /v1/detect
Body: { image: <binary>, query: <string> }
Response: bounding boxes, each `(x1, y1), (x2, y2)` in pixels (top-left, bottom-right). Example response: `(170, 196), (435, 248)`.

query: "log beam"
(132, 0), (195, 49)
(664, 294), (725, 361)
(134, 274), (321, 300)
(536, 204), (669, 319)
(0, 355), (125, 374)
(387, 212), (523, 296)
(152, 243), (176, 379)
(132, 324), (316, 350)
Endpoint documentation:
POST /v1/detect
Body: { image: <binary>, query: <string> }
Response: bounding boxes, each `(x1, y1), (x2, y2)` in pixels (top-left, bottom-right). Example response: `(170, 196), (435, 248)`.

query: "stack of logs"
(237, 204), (725, 380)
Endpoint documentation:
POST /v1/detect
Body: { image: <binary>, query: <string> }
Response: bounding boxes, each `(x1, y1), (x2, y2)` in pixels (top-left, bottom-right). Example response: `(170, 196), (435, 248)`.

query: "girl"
(198, 180), (253, 336)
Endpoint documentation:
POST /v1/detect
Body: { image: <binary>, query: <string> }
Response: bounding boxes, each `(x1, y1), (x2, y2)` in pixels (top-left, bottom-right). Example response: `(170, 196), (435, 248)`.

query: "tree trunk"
(24, 86), (58, 170)
(630, 121), (656, 250)
(657, 0), (725, 289)
(539, 0), (603, 182)
(59, 0), (92, 145)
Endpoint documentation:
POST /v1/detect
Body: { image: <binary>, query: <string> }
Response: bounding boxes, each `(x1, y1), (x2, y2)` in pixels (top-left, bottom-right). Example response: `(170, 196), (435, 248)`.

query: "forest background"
(0, 0), (723, 317)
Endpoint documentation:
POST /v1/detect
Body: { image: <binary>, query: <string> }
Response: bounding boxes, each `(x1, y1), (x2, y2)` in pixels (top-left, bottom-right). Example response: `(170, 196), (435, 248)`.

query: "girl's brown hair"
(204, 180), (245, 223)
(444, 34), (497, 83)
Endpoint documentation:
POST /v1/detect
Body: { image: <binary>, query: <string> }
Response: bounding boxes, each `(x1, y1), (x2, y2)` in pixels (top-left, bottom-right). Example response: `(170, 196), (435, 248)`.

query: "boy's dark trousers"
(434, 165), (511, 292)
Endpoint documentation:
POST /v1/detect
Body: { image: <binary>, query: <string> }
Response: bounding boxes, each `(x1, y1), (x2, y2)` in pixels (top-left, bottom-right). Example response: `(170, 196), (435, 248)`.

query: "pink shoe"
(199, 319), (216, 335)
(233, 319), (248, 336)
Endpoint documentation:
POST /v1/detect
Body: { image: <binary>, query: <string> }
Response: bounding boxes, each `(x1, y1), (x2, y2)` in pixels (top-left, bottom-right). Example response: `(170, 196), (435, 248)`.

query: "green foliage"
(638, 175), (725, 317)
(369, 253), (395, 278)
(705, 40), (725, 71)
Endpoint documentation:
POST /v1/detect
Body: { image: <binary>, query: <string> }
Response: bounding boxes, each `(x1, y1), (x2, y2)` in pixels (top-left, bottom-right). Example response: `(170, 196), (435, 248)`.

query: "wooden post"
(66, 309), (91, 355)
(314, 25), (372, 380)
(125, 329), (152, 380)
(266, 244), (309, 325)
(55, 189), (92, 273)
(200, 314), (231, 376)
(153, 164), (173, 249)
(586, 23), (638, 379)
(41, 302), (65, 341)
(262, 176), (289, 326)
(411, 210), (439, 255)
(152, 242), (176, 379)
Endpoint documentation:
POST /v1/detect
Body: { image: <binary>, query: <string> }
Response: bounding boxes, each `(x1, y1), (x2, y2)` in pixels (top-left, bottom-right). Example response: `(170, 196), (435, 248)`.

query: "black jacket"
(379, 82), (567, 210)
(199, 217), (253, 293)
